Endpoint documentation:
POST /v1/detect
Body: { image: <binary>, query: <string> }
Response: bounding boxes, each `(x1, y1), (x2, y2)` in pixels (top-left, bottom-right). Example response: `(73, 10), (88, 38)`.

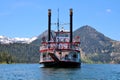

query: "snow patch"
(0, 35), (38, 44)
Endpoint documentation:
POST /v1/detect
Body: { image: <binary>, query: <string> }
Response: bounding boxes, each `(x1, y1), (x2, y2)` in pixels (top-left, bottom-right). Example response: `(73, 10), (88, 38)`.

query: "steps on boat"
(48, 53), (59, 62)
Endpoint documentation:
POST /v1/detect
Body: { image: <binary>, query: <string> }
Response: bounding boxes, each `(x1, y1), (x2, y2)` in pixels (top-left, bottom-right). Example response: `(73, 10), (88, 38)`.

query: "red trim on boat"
(41, 42), (80, 44)
(40, 49), (80, 53)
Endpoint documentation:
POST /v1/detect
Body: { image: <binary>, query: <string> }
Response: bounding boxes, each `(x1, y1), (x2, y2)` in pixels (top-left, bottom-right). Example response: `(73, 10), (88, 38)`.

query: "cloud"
(106, 9), (112, 13)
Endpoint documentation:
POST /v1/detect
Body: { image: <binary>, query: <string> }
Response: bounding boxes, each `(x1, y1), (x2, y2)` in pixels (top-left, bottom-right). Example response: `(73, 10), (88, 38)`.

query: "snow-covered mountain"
(0, 36), (38, 44)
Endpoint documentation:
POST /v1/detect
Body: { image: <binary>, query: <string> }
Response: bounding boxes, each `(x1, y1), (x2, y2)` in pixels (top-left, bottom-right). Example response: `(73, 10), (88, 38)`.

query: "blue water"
(0, 64), (120, 80)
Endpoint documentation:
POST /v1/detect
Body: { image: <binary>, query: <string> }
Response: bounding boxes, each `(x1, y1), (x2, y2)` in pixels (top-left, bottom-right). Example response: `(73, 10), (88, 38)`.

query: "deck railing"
(40, 42), (80, 52)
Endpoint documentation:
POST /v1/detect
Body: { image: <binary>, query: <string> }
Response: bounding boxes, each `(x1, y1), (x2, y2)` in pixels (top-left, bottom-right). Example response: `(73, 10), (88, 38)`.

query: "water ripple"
(0, 64), (120, 80)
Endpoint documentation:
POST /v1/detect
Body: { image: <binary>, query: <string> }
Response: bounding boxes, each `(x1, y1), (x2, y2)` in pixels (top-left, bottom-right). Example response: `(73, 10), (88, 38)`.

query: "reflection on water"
(0, 64), (120, 80)
(40, 68), (80, 80)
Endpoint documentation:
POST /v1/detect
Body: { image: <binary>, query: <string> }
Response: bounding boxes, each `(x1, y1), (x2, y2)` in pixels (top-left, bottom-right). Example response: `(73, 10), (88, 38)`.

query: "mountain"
(31, 30), (55, 46)
(73, 25), (120, 63)
(31, 30), (48, 45)
(0, 43), (39, 63)
(32, 25), (120, 63)
(0, 36), (38, 44)
(0, 25), (120, 64)
(74, 25), (113, 54)
(0, 36), (39, 63)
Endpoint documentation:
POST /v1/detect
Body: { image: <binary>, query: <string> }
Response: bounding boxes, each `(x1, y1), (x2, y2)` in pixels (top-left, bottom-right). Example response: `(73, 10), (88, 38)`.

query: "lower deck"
(40, 61), (81, 68)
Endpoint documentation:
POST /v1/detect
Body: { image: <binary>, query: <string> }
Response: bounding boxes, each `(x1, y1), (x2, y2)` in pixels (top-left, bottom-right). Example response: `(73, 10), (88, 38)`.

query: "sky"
(0, 0), (120, 40)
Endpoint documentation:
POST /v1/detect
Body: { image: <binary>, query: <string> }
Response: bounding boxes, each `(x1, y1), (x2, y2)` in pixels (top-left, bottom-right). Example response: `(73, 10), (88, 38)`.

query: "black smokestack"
(48, 9), (51, 41)
(70, 8), (73, 43)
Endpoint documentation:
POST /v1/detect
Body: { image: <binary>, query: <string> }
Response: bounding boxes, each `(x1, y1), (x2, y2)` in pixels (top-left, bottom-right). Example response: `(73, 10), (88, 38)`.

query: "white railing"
(40, 42), (80, 51)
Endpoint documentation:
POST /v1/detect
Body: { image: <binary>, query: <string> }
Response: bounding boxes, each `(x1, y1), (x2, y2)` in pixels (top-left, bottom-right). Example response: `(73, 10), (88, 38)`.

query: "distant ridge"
(0, 25), (120, 63)
(74, 25), (113, 54)
(0, 36), (37, 44)
(73, 25), (120, 63)
(32, 25), (120, 63)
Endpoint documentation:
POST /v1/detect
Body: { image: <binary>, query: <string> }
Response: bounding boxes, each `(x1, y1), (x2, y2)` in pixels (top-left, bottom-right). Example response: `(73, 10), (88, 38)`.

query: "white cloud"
(106, 9), (112, 13)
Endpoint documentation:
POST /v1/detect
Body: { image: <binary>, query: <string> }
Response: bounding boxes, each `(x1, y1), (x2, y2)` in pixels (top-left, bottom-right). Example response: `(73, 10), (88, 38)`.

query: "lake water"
(0, 64), (120, 80)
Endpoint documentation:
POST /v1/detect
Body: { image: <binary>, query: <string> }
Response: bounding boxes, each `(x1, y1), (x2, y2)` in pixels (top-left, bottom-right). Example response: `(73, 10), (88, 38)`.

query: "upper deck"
(40, 29), (80, 53)
(40, 9), (80, 53)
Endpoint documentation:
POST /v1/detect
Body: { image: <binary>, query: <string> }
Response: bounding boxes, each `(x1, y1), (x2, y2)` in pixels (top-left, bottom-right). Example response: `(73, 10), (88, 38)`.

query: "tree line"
(0, 43), (40, 64)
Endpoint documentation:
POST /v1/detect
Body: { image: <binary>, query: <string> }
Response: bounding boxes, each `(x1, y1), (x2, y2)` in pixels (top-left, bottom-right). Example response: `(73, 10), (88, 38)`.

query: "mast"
(70, 8), (73, 43)
(48, 9), (51, 41)
(57, 9), (60, 32)
(57, 9), (60, 49)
